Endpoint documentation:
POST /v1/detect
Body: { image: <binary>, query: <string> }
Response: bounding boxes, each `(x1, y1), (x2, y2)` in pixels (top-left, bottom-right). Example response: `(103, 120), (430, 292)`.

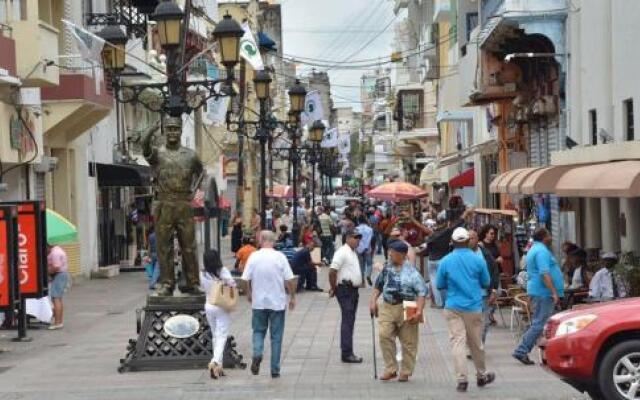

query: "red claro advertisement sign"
(17, 209), (38, 295)
(0, 213), (9, 308)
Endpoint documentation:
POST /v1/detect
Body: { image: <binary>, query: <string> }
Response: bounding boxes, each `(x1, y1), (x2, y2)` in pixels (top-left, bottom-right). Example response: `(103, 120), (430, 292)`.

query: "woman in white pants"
(201, 249), (236, 379)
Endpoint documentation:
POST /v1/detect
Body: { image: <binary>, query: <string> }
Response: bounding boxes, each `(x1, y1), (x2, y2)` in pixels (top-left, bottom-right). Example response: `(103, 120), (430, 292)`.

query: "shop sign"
(0, 206), (19, 310)
(13, 202), (47, 298)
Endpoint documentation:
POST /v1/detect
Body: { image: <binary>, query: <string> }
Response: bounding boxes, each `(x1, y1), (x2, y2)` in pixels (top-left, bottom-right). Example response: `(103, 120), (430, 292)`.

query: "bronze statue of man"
(143, 116), (204, 296)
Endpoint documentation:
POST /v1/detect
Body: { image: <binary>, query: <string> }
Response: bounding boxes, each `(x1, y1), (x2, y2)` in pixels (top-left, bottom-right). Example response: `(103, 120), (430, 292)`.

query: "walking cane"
(370, 312), (378, 380)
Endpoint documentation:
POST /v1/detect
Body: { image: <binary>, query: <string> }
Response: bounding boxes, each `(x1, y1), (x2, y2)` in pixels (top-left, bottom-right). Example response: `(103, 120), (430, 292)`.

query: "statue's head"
(164, 116), (182, 147)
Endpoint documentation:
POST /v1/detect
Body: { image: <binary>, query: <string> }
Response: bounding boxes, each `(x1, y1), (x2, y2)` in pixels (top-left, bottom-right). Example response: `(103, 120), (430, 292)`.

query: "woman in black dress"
(230, 212), (243, 254)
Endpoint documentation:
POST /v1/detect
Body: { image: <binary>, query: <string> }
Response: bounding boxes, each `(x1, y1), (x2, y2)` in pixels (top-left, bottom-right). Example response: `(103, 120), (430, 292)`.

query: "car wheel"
(599, 340), (640, 400)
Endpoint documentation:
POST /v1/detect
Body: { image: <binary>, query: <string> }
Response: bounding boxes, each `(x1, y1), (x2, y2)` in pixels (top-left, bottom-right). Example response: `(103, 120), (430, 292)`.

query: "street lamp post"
(287, 80), (307, 243)
(254, 70), (272, 229)
(98, 5), (245, 117)
(307, 120), (325, 213)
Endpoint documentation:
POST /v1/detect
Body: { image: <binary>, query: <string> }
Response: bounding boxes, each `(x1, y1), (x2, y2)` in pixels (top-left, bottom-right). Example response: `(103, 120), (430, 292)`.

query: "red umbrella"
(366, 182), (428, 202)
(267, 184), (293, 199)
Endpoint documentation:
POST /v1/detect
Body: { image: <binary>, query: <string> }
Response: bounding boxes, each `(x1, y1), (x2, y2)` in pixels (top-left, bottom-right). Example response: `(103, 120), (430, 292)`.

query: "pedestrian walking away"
(369, 240), (427, 382)
(355, 217), (374, 286)
(469, 229), (500, 344)
(513, 228), (564, 366)
(241, 230), (297, 378)
(318, 207), (336, 264)
(47, 243), (70, 330)
(329, 228), (364, 363)
(436, 227), (496, 392)
(200, 249), (236, 379)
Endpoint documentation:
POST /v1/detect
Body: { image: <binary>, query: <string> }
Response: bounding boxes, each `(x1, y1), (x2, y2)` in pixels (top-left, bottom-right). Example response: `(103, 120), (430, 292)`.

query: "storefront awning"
(94, 163), (151, 187)
(554, 161), (640, 198)
(489, 168), (525, 193)
(520, 165), (575, 195)
(503, 168), (539, 194)
(449, 168), (474, 188)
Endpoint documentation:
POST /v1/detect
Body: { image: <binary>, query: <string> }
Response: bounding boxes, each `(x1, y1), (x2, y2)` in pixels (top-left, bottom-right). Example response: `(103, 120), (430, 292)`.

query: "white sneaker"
(48, 324), (64, 330)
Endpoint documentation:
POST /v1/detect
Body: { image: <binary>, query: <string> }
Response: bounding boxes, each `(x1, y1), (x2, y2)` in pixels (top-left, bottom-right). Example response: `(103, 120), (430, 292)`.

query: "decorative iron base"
(118, 295), (245, 373)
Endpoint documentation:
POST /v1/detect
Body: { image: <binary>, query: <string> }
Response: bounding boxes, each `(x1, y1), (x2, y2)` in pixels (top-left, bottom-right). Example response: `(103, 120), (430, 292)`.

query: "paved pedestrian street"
(0, 262), (585, 400)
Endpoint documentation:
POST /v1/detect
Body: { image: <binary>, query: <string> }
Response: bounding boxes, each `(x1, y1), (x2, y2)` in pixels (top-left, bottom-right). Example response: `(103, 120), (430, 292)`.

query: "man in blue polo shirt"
(436, 227), (495, 393)
(513, 227), (564, 366)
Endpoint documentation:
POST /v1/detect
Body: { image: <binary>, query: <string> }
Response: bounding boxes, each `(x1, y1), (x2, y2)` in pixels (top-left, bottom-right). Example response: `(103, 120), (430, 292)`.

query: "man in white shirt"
(589, 252), (626, 300)
(242, 230), (297, 378)
(329, 229), (364, 363)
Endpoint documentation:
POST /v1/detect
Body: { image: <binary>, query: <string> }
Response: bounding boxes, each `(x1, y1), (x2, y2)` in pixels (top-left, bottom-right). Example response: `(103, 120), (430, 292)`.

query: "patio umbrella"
(366, 182), (428, 202)
(267, 184), (293, 199)
(46, 209), (78, 244)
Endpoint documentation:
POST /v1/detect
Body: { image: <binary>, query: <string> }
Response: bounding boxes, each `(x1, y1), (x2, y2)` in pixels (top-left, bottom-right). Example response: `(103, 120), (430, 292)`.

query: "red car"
(541, 298), (640, 400)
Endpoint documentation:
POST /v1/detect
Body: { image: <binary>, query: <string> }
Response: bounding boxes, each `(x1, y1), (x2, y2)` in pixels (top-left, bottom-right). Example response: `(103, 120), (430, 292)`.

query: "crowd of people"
(201, 195), (630, 392)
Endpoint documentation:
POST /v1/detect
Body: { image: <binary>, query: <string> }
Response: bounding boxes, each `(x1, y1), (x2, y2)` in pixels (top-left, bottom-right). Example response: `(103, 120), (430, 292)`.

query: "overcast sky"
(280, 0), (397, 112)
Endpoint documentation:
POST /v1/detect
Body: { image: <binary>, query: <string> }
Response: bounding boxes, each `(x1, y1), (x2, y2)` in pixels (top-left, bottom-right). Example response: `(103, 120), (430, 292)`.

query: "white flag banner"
(300, 90), (324, 127)
(205, 96), (230, 126)
(321, 127), (339, 148)
(62, 20), (105, 93)
(62, 19), (105, 64)
(240, 22), (264, 70)
(338, 132), (351, 154)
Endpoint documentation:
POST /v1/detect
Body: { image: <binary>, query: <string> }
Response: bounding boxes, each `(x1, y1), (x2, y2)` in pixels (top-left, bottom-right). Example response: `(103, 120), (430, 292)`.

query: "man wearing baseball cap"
(329, 228), (364, 363)
(436, 227), (495, 392)
(369, 240), (428, 382)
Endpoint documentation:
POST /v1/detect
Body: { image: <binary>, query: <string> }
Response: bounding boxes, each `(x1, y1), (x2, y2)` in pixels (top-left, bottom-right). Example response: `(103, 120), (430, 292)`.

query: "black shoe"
(250, 356), (262, 375)
(512, 353), (535, 365)
(477, 371), (495, 387)
(366, 277), (373, 286)
(456, 381), (469, 392)
(307, 287), (323, 292)
(341, 354), (363, 363)
(271, 372), (280, 378)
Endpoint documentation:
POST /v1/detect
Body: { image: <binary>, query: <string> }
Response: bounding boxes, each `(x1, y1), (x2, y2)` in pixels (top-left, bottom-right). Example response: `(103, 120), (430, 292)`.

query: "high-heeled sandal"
(208, 362), (218, 379)
(214, 363), (224, 378)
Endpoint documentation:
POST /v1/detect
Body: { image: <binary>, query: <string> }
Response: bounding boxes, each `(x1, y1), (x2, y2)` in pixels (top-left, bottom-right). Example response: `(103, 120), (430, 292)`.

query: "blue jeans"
(149, 260), (160, 289)
(514, 296), (556, 356)
(358, 252), (373, 280)
(252, 309), (286, 374)
(375, 232), (383, 254)
(428, 259), (445, 307)
(321, 235), (335, 263)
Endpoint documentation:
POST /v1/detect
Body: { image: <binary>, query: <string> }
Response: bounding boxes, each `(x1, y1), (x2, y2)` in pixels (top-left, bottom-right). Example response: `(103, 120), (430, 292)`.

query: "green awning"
(46, 209), (78, 244)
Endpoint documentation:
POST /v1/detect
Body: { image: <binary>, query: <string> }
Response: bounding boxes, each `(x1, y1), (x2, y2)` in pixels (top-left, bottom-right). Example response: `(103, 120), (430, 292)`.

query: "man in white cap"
(436, 227), (495, 393)
(589, 252), (626, 300)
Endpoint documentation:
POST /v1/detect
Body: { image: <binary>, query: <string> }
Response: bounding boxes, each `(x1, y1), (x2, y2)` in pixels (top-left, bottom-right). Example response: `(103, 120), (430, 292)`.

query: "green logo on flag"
(241, 39), (257, 56)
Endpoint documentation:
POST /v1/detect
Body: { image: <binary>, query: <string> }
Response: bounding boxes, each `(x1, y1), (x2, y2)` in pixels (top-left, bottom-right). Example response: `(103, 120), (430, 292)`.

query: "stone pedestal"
(118, 294), (212, 372)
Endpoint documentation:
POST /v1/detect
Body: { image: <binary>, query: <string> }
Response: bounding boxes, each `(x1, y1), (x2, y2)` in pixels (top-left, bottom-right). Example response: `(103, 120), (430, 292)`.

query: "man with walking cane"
(369, 240), (428, 382)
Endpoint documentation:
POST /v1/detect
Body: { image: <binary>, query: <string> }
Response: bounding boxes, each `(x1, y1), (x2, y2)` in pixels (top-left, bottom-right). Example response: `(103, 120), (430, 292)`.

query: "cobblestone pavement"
(0, 243), (588, 400)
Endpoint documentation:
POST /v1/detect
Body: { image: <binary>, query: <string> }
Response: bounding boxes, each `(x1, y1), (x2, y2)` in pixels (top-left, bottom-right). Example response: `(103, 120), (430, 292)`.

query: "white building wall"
(610, 0), (640, 142)
(569, 0), (614, 145)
